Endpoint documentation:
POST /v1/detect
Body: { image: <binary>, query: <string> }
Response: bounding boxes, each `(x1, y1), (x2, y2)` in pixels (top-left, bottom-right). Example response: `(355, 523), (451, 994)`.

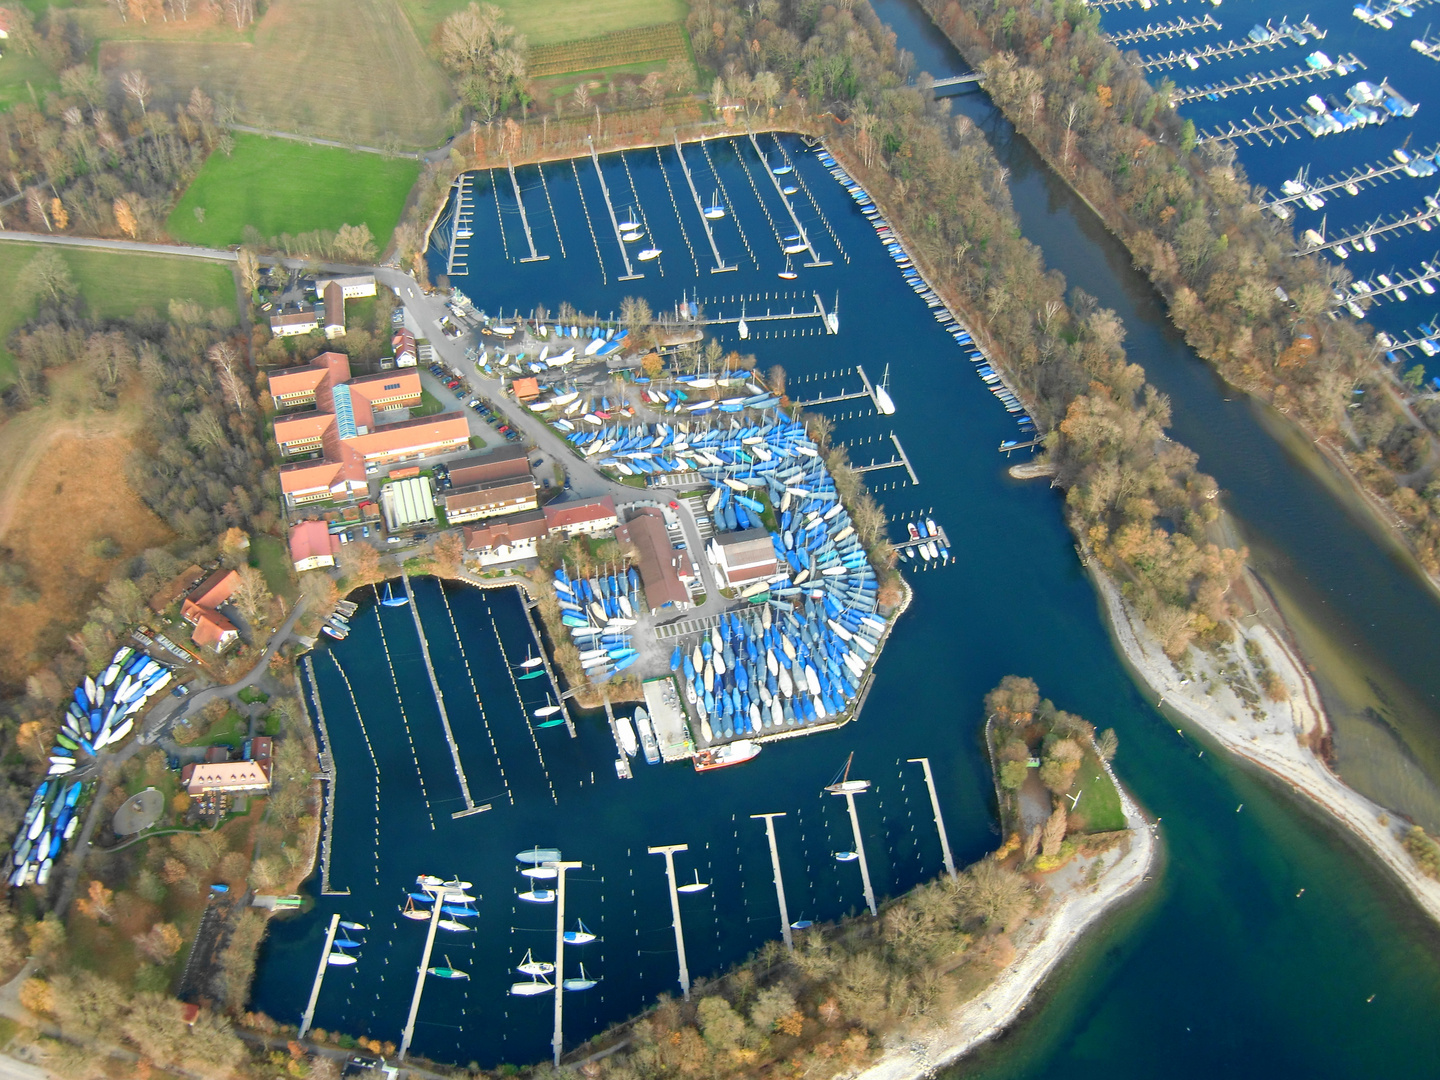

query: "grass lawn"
(401, 0), (688, 47)
(249, 534), (298, 602)
(413, 388), (448, 417)
(237, 686), (270, 705)
(0, 50), (61, 112)
(196, 710), (247, 748)
(166, 133), (419, 248)
(1069, 748), (1126, 833)
(0, 242), (236, 389)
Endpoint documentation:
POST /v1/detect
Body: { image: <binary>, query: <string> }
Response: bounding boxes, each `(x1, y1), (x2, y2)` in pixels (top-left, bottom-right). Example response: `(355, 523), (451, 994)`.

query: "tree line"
(917, 0), (1440, 577)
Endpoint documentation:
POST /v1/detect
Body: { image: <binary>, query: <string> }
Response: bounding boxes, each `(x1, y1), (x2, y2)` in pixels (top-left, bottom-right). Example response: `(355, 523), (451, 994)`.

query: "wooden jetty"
(1107, 13), (1220, 45)
(747, 130), (832, 267)
(1142, 18), (1322, 72)
(1197, 105), (1311, 146)
(587, 137), (643, 281)
(519, 592), (575, 737)
(791, 364), (871, 407)
(298, 913), (341, 1039)
(602, 694), (633, 780)
(1294, 201), (1440, 257)
(673, 134), (737, 273)
(1169, 53), (1364, 106)
(401, 574), (491, 820)
(1341, 259), (1440, 310)
(507, 162), (549, 263)
(1265, 143), (1440, 209)
(446, 173), (474, 277)
(854, 432), (920, 485)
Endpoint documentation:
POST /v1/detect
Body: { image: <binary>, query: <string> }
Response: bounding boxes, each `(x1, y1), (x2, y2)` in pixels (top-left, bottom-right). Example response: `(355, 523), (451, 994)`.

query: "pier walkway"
(1265, 144), (1440, 209)
(853, 433), (920, 486)
(446, 174), (473, 277)
(1196, 105), (1311, 146)
(518, 592), (574, 736)
(603, 695), (633, 780)
(696, 292), (837, 334)
(588, 138), (643, 281)
(435, 582), (513, 806)
(402, 574), (489, 820)
(1169, 53), (1364, 106)
(1142, 18), (1322, 72)
(1107, 13), (1220, 46)
(491, 608), (559, 804)
(1343, 259), (1440, 309)
(792, 364), (874, 409)
(507, 162), (549, 263)
(672, 135), (736, 273)
(1294, 200), (1440, 257)
(747, 131), (831, 268)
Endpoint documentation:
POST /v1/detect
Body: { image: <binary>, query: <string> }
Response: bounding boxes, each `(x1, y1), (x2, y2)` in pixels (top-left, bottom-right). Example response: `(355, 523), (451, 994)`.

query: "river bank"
(853, 747), (1156, 1078)
(1087, 559), (1440, 925)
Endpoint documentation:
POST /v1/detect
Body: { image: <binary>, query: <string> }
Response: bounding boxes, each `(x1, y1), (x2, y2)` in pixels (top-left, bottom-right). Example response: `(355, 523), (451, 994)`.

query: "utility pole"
(648, 844), (692, 998)
(549, 859), (583, 1067)
(907, 757), (957, 880)
(750, 813), (793, 950)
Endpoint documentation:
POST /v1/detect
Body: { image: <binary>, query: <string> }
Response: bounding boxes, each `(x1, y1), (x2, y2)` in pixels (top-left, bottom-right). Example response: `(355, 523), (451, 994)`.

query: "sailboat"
(533, 695), (563, 723)
(563, 919), (597, 945)
(638, 247), (662, 261)
(677, 869), (710, 893)
(738, 304), (749, 340)
(340, 920), (368, 931)
(327, 951), (358, 966)
(618, 208), (641, 231)
(622, 228), (643, 242)
(834, 851), (860, 862)
(517, 949), (555, 976)
(522, 864), (559, 879)
(510, 974), (554, 996)
(517, 847), (562, 864)
(826, 752), (871, 794)
(400, 898), (429, 921)
(381, 582), (409, 607)
(563, 964), (600, 991)
(428, 955), (469, 980)
(704, 189), (726, 219)
(517, 650), (545, 677)
(790, 917), (814, 930)
(874, 363), (896, 415)
(778, 255), (797, 281)
(518, 887), (557, 903)
(438, 918), (475, 932)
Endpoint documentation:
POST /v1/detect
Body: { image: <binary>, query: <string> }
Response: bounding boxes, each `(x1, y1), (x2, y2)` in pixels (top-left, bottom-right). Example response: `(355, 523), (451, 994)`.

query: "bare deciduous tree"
(120, 70), (151, 115)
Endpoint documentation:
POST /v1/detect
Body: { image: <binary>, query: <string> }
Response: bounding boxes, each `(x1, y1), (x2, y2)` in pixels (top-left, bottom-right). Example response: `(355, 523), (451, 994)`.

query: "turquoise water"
(252, 15), (1440, 1068)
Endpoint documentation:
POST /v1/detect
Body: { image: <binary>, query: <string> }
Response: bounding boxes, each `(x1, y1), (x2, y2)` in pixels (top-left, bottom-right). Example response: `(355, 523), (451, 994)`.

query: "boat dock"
(602, 695), (633, 780)
(1196, 105), (1312, 147)
(1265, 144), (1440, 209)
(653, 145), (701, 274)
(1142, 18), (1323, 72)
(507, 162), (549, 264)
(1294, 201), (1440, 257)
(999, 436), (1044, 453)
(701, 137), (760, 268)
(672, 135), (737, 273)
(854, 432), (920, 486)
(887, 518), (950, 554)
(398, 883), (447, 1061)
(520, 594), (574, 736)
(1358, 0), (1439, 26)
(401, 574), (490, 820)
(446, 174), (474, 277)
(298, 913), (340, 1039)
(1378, 318), (1440, 355)
(1343, 258), (1440, 308)
(698, 293), (837, 334)
(587, 138), (643, 281)
(1413, 31), (1440, 62)
(1169, 53), (1364, 106)
(792, 364), (874, 408)
(1107, 13), (1221, 45)
(747, 131), (832, 268)
(302, 657), (349, 897)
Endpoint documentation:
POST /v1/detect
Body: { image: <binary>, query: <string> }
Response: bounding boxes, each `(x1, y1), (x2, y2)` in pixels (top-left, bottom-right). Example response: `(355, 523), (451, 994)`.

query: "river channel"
(252, 4), (1440, 1070)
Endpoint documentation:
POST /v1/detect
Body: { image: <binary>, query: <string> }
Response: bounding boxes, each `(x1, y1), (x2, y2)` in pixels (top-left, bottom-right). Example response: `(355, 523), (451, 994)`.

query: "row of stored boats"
(553, 565), (643, 682)
(818, 147), (1038, 443)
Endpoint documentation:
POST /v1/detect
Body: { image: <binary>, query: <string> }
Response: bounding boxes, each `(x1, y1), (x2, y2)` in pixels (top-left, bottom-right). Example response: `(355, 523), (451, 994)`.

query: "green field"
(249, 534), (298, 602)
(166, 134), (419, 249)
(402, 0), (688, 47)
(0, 243), (236, 388)
(1071, 748), (1127, 833)
(0, 51), (61, 112)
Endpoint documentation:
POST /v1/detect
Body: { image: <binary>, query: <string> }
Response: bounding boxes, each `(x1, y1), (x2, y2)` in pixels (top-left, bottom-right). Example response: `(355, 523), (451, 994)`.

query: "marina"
(1105, 12), (1222, 45)
(1141, 17), (1326, 71)
(1291, 196), (1440, 255)
(1167, 53), (1365, 105)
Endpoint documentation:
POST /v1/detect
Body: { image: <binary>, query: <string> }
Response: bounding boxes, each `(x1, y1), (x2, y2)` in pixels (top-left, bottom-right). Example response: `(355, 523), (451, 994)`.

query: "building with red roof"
(289, 520), (338, 572)
(268, 352), (470, 507)
(543, 495), (618, 538)
(616, 508), (691, 613)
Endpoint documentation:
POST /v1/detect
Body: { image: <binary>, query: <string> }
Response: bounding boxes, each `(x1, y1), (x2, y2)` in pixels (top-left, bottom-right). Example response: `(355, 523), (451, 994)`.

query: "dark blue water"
(252, 73), (1440, 1074)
